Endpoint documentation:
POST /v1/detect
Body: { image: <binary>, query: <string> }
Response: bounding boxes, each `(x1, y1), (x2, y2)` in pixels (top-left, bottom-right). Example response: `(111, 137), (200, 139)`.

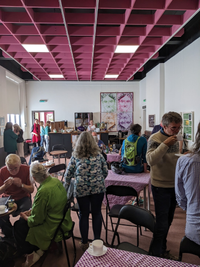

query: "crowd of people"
(0, 111), (200, 266)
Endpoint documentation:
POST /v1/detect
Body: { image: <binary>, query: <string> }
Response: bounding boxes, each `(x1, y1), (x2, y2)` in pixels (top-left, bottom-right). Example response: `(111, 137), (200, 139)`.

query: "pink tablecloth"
(75, 248), (198, 267)
(106, 153), (121, 163)
(103, 170), (151, 208)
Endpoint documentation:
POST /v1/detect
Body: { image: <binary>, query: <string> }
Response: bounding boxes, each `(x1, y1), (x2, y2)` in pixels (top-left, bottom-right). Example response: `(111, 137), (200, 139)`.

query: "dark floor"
(9, 155), (200, 266)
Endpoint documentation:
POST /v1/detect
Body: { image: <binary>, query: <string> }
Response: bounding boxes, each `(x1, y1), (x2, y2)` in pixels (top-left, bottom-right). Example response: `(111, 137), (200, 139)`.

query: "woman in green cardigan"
(14, 162), (73, 267)
(4, 122), (18, 155)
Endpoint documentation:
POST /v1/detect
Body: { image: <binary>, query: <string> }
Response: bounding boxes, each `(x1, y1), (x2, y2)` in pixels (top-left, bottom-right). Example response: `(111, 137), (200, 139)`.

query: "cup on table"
(0, 205), (6, 213)
(176, 134), (183, 141)
(89, 240), (103, 255)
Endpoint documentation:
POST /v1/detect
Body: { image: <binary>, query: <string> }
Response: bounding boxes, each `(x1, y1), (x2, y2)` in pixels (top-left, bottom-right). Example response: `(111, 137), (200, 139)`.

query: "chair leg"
(101, 213), (106, 230)
(178, 251), (182, 261)
(63, 239), (71, 267)
(71, 232), (77, 267)
(137, 225), (139, 247)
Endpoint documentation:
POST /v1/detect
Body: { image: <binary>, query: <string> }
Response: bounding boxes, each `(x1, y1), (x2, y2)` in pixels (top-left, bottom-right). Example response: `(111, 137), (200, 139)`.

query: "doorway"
(32, 111), (55, 125)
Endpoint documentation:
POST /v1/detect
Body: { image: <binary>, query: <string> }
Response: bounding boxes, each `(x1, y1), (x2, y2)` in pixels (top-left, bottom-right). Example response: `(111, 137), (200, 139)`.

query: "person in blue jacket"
(121, 124), (149, 173)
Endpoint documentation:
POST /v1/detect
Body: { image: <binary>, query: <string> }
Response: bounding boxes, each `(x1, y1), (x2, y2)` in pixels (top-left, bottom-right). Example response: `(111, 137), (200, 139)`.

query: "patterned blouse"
(64, 153), (108, 198)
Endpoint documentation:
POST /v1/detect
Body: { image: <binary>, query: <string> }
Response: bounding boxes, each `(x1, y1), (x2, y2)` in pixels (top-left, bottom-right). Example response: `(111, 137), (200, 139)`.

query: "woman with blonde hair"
(14, 124), (24, 157)
(65, 131), (108, 251)
(14, 162), (73, 267)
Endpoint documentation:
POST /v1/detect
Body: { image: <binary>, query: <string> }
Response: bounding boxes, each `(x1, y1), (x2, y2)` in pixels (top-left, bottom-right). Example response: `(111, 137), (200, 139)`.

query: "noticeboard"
(183, 112), (194, 141)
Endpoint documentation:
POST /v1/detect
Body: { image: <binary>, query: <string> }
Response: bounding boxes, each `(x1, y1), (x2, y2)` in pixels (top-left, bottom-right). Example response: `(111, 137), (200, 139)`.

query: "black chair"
(20, 157), (28, 165)
(178, 236), (200, 261)
(52, 144), (68, 165)
(41, 201), (76, 267)
(105, 185), (139, 246)
(48, 164), (66, 182)
(111, 205), (155, 254)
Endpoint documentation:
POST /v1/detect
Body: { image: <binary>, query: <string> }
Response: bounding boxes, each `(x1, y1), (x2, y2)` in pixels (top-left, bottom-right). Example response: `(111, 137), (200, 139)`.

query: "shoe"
(79, 241), (89, 252)
(23, 249), (44, 267)
(161, 250), (178, 261)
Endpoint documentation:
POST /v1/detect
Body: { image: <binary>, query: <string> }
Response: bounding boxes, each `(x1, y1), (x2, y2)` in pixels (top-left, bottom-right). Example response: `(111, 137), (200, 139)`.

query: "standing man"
(146, 112), (182, 259)
(0, 154), (34, 238)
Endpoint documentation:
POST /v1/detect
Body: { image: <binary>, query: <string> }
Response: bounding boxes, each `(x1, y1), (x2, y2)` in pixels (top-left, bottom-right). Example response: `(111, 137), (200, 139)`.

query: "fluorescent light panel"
(49, 74), (64, 78)
(105, 74), (119, 78)
(22, 44), (49, 53)
(115, 45), (139, 53)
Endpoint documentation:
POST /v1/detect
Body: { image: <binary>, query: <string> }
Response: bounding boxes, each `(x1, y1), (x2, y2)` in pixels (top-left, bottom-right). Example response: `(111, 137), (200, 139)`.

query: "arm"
(12, 177), (34, 193)
(146, 136), (177, 166)
(101, 154), (108, 178)
(141, 139), (149, 173)
(179, 140), (183, 154)
(121, 140), (125, 159)
(175, 158), (187, 210)
(25, 191), (48, 226)
(64, 157), (76, 189)
(0, 179), (13, 194)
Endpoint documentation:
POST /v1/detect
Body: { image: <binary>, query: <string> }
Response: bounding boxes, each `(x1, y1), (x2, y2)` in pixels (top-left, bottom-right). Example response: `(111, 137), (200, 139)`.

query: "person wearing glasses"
(0, 154), (34, 238)
(146, 112), (182, 260)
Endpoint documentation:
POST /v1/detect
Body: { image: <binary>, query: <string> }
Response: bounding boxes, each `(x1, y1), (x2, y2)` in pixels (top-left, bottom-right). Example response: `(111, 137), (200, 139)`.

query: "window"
(7, 114), (21, 126)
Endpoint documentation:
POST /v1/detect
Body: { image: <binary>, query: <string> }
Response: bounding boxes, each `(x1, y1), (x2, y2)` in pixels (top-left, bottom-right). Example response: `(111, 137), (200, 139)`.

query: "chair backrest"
(179, 236), (200, 261)
(52, 144), (67, 151)
(52, 201), (71, 241)
(49, 164), (66, 174)
(20, 157), (28, 165)
(106, 185), (138, 198)
(106, 185), (138, 211)
(119, 205), (155, 233)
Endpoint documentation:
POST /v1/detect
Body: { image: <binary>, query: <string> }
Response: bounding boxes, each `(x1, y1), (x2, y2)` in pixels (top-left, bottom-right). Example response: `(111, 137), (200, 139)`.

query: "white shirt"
(87, 125), (96, 132)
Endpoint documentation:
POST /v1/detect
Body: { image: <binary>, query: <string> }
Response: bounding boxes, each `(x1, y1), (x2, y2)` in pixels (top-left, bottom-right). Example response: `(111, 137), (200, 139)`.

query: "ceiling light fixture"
(49, 74), (64, 78)
(105, 74), (119, 78)
(115, 45), (139, 53)
(22, 44), (49, 53)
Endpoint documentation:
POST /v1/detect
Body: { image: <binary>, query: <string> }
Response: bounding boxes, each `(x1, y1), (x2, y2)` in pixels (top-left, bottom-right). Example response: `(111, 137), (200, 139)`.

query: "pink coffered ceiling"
(0, 0), (199, 81)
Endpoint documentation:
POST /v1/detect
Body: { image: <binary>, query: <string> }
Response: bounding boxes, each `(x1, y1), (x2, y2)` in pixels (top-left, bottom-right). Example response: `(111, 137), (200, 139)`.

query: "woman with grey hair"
(14, 162), (73, 267)
(65, 131), (108, 251)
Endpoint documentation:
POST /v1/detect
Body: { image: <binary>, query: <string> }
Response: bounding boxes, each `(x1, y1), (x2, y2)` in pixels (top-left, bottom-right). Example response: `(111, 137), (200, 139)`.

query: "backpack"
(123, 137), (140, 166)
(111, 162), (125, 175)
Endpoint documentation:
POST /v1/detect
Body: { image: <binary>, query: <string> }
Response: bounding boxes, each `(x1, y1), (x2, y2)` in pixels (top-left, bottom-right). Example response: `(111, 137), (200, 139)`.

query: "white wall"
(26, 81), (140, 137)
(164, 37), (200, 146)
(145, 64), (165, 131)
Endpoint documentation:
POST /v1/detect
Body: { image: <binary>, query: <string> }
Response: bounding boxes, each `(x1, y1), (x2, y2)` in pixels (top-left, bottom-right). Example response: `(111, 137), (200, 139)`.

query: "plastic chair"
(48, 164), (66, 182)
(178, 236), (200, 261)
(40, 201), (76, 267)
(105, 185), (139, 246)
(111, 205), (155, 254)
(52, 144), (68, 165)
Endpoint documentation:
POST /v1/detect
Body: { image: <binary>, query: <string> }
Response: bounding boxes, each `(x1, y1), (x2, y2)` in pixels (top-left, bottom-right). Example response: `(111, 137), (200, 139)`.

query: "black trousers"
(149, 185), (177, 256)
(14, 219), (39, 255)
(0, 196), (31, 237)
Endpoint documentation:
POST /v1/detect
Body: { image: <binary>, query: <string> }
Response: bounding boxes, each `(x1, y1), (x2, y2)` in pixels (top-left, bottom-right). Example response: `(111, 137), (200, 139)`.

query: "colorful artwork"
(101, 93), (116, 113)
(117, 93), (133, 112)
(117, 113), (132, 131)
(100, 92), (133, 131)
(101, 113), (117, 131)
(183, 112), (194, 141)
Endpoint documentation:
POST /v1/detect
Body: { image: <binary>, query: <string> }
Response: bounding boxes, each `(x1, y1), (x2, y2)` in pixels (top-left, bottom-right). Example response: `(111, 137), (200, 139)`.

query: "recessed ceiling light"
(49, 74), (64, 78)
(105, 74), (119, 78)
(115, 45), (139, 53)
(22, 44), (49, 53)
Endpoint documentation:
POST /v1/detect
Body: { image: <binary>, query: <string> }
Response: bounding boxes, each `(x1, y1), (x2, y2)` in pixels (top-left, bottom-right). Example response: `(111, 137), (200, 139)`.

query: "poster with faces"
(100, 92), (133, 131)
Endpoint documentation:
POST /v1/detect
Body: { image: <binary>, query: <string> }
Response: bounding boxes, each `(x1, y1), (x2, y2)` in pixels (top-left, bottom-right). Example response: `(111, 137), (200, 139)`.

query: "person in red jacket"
(31, 119), (41, 147)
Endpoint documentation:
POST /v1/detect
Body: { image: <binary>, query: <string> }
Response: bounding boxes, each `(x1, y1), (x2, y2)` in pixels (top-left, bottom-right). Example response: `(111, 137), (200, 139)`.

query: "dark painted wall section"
(0, 147), (6, 168)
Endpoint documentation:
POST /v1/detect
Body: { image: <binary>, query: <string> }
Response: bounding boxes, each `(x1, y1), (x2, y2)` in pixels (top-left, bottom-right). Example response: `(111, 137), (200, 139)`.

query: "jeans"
(0, 196), (32, 237)
(149, 185), (177, 256)
(14, 219), (39, 254)
(77, 193), (104, 244)
(40, 135), (46, 147)
(45, 136), (49, 153)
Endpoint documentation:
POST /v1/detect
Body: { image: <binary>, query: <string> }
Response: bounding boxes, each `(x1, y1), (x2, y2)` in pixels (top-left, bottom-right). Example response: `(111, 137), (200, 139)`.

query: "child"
(45, 121), (51, 153)
(40, 121), (45, 148)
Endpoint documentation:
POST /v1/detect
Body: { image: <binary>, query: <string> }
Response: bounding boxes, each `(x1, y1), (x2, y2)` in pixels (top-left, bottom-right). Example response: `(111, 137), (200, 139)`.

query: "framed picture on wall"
(182, 112), (194, 141)
(117, 92), (133, 112)
(149, 115), (155, 127)
(100, 93), (117, 113)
